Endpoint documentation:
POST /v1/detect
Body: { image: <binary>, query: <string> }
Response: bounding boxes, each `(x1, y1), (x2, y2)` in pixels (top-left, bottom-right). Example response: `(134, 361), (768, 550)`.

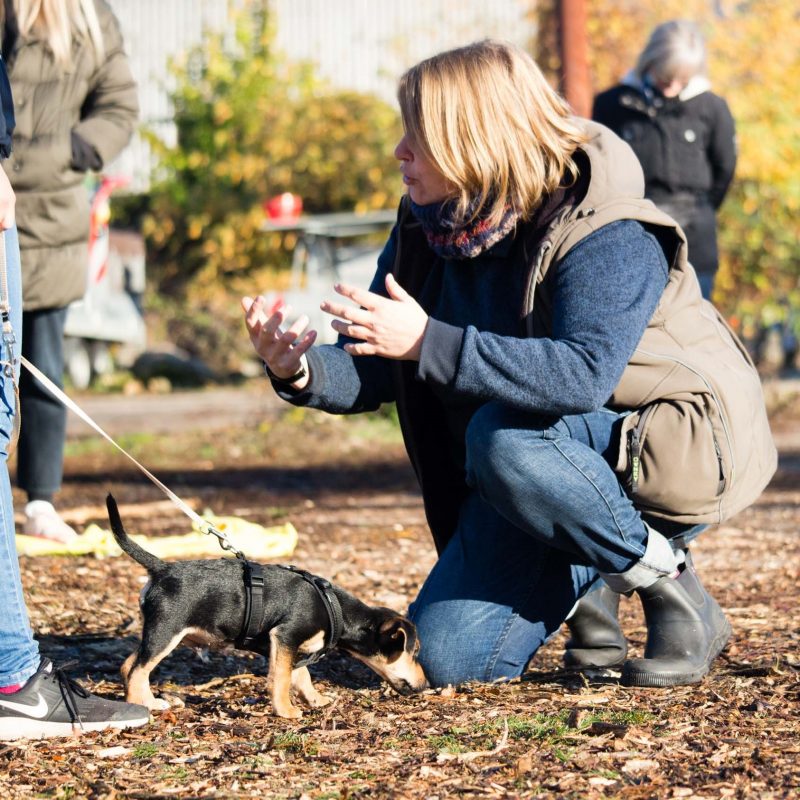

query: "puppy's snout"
(391, 673), (429, 695)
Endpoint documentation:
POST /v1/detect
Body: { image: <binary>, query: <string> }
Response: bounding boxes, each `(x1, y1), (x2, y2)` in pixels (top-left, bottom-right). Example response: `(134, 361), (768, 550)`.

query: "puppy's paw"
(147, 697), (172, 712)
(305, 692), (333, 709)
(274, 704), (304, 720)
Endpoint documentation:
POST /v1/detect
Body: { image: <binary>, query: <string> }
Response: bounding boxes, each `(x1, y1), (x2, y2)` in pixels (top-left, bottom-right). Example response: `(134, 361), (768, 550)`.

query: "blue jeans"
(0, 226), (39, 685)
(409, 401), (699, 687)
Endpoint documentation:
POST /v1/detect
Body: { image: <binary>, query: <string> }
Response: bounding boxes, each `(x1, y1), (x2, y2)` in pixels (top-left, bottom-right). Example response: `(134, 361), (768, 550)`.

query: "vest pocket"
(614, 396), (729, 518)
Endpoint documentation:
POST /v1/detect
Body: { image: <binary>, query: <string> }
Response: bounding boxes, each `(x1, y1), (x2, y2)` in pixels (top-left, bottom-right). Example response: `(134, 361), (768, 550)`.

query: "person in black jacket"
(593, 19), (736, 300)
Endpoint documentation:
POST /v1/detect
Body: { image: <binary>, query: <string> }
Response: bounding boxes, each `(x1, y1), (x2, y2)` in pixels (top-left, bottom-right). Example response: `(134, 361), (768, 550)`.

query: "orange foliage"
(532, 0), (800, 319)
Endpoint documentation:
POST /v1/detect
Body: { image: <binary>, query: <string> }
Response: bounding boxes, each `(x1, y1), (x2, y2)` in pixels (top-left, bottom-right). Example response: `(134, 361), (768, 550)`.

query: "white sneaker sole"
(0, 714), (150, 741)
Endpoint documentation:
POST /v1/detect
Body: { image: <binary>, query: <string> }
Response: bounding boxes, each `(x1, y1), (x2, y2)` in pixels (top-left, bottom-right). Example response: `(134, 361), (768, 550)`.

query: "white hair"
(634, 20), (707, 84)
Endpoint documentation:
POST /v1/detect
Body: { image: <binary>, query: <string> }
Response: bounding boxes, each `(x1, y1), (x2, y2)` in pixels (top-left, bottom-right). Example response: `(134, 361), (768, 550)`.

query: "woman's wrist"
(264, 353), (309, 389)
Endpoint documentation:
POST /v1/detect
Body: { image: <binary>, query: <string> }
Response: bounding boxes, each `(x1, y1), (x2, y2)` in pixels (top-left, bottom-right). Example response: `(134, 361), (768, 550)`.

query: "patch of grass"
(348, 770), (377, 780)
(593, 709), (655, 726)
(478, 708), (655, 743)
(271, 731), (318, 755)
(427, 733), (468, 754)
(484, 712), (573, 742)
(245, 754), (274, 767)
(132, 741), (160, 760)
(590, 769), (622, 780)
(65, 431), (157, 458)
(159, 766), (189, 781)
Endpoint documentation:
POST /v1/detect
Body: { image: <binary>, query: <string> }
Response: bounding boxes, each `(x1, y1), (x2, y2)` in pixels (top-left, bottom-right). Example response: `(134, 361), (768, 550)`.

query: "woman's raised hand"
(321, 273), (428, 361)
(241, 296), (316, 386)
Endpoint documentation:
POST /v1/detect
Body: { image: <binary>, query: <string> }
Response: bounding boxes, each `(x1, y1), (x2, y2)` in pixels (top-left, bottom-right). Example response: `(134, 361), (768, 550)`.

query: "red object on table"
(263, 192), (303, 221)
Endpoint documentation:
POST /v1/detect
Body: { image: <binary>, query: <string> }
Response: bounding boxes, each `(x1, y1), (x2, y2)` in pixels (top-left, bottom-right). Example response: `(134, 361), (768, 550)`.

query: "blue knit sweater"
(277, 218), (669, 451)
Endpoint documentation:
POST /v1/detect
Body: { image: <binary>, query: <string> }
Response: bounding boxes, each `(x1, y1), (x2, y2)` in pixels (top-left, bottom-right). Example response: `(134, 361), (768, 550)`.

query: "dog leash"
(22, 355), (345, 659)
(19, 354), (246, 559)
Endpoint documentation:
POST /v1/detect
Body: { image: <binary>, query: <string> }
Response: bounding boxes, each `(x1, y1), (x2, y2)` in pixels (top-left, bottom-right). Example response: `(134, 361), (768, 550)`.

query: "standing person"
(0, 45), (148, 741)
(243, 40), (775, 689)
(2, 0), (138, 542)
(592, 20), (736, 300)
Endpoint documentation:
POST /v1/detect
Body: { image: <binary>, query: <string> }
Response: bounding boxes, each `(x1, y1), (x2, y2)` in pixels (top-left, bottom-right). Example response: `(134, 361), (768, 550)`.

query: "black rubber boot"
(621, 552), (731, 687)
(564, 583), (628, 670)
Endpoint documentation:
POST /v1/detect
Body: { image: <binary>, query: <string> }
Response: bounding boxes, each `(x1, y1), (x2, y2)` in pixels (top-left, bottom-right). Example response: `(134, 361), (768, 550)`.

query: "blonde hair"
(397, 39), (587, 227)
(634, 20), (707, 86)
(14, 0), (104, 69)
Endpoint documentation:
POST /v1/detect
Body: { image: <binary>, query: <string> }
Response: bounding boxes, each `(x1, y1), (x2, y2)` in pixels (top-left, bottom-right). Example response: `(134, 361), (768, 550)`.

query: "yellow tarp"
(15, 512), (298, 560)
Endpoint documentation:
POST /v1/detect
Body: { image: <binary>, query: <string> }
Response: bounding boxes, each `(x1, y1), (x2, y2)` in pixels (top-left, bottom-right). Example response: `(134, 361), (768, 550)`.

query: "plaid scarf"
(410, 196), (519, 260)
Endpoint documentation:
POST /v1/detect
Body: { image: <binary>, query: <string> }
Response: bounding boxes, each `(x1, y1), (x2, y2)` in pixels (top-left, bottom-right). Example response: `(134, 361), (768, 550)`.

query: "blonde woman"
(243, 40), (774, 688)
(2, 0), (138, 541)
(593, 20), (737, 299)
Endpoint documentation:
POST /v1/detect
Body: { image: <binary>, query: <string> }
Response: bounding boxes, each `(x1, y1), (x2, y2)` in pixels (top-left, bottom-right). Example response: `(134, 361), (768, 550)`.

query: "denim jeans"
(409, 401), (699, 687)
(0, 225), (39, 685)
(17, 304), (69, 499)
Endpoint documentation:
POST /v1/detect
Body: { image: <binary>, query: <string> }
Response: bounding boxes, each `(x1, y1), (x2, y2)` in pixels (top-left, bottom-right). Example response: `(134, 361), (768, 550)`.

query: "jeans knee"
(410, 598), (531, 687)
(464, 403), (514, 489)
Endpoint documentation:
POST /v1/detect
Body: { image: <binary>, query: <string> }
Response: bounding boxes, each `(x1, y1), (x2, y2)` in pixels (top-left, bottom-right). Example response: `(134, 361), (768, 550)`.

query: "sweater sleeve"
(417, 220), (669, 416)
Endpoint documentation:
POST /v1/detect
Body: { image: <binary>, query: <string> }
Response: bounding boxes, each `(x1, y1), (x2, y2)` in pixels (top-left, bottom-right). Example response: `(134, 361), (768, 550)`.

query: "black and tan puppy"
(107, 495), (427, 719)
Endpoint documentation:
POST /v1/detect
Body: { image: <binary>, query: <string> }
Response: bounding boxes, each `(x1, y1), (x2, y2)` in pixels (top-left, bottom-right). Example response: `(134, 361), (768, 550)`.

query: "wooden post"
(558, 0), (592, 118)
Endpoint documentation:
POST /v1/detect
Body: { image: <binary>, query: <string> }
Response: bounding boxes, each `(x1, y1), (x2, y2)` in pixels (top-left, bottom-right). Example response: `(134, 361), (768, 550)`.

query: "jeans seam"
(551, 438), (645, 555)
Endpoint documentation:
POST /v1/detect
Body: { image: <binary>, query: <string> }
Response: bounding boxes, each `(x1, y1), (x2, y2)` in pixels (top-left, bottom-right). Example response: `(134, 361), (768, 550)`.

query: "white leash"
(19, 354), (246, 558)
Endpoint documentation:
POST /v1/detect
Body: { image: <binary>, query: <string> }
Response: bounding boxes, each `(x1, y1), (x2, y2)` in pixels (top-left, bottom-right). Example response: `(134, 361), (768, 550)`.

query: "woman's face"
(650, 70), (692, 98)
(394, 133), (453, 206)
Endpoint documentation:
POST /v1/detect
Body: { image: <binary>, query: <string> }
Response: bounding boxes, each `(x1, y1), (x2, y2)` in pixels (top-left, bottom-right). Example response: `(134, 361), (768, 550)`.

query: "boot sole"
(564, 649), (627, 671)
(620, 617), (732, 687)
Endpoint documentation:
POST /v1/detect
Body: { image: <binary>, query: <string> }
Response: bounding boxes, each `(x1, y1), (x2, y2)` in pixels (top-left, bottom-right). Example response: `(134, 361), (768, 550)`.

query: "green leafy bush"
(142, 0), (401, 317)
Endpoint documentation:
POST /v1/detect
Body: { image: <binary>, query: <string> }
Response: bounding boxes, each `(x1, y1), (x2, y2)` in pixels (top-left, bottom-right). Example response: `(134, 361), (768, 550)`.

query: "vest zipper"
(711, 419), (727, 494)
(628, 404), (655, 494)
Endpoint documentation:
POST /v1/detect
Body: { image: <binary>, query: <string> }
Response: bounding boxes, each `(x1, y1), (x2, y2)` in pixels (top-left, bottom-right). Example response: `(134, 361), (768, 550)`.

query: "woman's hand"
(0, 167), (16, 229)
(321, 273), (428, 360)
(241, 295), (316, 389)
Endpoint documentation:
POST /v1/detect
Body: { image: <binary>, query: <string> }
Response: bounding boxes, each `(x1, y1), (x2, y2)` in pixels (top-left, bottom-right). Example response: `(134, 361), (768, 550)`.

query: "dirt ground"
(2, 379), (799, 799)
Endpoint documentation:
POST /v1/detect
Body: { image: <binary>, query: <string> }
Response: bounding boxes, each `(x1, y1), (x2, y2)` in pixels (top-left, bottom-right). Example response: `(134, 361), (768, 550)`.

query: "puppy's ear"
(378, 617), (411, 659)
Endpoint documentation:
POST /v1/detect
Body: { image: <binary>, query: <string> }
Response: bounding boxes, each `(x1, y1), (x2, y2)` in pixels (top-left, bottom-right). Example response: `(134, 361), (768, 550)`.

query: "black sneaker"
(0, 658), (150, 741)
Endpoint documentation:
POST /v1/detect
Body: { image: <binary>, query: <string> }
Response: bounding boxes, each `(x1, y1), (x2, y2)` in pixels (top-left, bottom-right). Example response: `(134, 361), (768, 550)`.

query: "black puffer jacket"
(593, 75), (736, 276)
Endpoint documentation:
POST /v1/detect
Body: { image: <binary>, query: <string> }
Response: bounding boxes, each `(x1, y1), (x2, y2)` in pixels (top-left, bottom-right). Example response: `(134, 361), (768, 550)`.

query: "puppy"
(107, 495), (428, 719)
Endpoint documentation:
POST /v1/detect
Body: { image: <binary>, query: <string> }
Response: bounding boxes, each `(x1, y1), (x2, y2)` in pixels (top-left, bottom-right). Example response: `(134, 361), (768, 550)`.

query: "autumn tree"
(532, 0), (800, 329)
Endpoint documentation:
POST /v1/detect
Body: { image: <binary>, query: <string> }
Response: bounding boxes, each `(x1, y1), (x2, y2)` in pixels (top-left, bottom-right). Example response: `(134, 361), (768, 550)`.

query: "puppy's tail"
(106, 493), (165, 573)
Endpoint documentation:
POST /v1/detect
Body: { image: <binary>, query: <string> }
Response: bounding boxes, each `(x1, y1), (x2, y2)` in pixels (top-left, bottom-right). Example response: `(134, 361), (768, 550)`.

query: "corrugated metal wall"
(108, 0), (535, 190)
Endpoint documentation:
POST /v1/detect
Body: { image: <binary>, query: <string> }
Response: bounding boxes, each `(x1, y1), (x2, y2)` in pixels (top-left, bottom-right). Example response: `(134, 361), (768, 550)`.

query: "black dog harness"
(236, 562), (344, 667)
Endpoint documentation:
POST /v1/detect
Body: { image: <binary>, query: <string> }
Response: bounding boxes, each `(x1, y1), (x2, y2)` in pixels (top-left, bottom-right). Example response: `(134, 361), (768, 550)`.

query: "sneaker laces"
(50, 660), (91, 729)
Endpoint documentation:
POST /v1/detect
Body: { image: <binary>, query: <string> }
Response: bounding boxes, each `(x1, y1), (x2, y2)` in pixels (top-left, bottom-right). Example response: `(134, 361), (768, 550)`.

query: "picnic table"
(262, 209), (397, 342)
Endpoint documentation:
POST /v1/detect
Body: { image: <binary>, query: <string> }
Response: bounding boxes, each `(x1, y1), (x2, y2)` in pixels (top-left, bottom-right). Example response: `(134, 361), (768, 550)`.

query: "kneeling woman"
(242, 40), (775, 688)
